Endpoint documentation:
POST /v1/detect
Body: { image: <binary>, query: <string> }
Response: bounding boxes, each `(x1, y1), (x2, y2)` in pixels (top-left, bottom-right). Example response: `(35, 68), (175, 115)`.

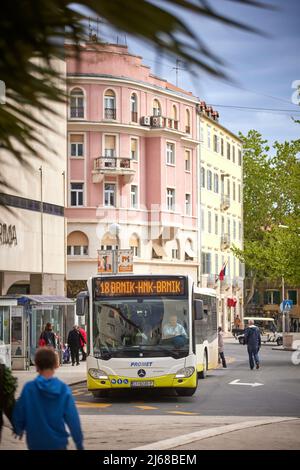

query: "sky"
(95, 0), (300, 146)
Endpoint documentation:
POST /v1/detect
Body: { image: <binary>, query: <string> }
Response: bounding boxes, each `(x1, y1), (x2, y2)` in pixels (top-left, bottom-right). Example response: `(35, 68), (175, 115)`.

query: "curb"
(131, 417), (298, 450)
(272, 347), (296, 352)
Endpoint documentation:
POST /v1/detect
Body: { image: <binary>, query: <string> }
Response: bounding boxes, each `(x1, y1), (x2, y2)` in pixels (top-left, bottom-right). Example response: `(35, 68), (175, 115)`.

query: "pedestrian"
(78, 326), (87, 361)
(39, 322), (56, 349)
(234, 315), (241, 329)
(67, 325), (85, 366)
(244, 319), (261, 370)
(12, 348), (83, 450)
(0, 361), (17, 442)
(218, 326), (227, 368)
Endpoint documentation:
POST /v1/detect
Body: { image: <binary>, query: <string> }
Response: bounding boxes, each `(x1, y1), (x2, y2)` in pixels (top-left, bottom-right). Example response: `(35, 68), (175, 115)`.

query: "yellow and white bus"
(76, 274), (218, 398)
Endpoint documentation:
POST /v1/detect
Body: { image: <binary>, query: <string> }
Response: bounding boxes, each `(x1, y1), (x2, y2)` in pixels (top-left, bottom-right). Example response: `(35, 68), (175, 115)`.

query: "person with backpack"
(244, 319), (261, 370)
(39, 323), (56, 349)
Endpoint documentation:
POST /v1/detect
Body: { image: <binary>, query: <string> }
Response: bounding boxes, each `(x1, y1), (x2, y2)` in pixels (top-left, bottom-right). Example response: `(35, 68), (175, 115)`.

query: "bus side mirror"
(76, 291), (89, 316)
(194, 300), (204, 320)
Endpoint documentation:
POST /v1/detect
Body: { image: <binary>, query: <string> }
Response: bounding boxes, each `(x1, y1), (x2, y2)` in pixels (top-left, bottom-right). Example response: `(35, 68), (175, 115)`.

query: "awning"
(17, 295), (75, 305)
(152, 241), (167, 258)
(101, 232), (118, 245)
(129, 235), (139, 247)
(185, 242), (196, 259)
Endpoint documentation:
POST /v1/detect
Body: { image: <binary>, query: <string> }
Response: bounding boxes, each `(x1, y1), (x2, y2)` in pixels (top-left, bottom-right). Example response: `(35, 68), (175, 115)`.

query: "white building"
(0, 58), (67, 296)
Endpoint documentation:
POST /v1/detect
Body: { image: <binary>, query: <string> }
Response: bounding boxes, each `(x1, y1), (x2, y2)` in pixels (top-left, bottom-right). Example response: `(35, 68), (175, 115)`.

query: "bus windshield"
(93, 298), (189, 359)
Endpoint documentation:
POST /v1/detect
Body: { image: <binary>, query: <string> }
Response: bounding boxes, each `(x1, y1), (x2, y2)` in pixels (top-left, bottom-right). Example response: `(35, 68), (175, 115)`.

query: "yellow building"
(196, 102), (244, 331)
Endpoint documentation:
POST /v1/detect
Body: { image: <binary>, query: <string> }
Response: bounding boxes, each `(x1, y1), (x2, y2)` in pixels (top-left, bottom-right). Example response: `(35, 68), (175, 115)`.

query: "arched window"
(129, 233), (140, 257)
(131, 93), (138, 122)
(171, 105), (178, 129)
(70, 88), (84, 118)
(67, 231), (89, 256)
(185, 109), (191, 133)
(104, 89), (116, 119)
(152, 99), (161, 116)
(172, 105), (177, 121)
(101, 232), (119, 250)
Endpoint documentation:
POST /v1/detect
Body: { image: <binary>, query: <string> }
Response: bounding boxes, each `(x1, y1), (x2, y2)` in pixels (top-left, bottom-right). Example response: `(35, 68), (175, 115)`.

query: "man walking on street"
(244, 319), (261, 370)
(218, 326), (227, 368)
(67, 325), (86, 366)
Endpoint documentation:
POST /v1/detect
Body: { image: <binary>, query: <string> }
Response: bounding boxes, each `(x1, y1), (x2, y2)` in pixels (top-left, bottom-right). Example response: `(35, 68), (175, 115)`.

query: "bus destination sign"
(94, 277), (186, 298)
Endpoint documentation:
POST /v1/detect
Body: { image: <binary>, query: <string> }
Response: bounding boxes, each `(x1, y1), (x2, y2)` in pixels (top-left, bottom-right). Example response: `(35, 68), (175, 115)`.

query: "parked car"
(236, 317), (283, 346)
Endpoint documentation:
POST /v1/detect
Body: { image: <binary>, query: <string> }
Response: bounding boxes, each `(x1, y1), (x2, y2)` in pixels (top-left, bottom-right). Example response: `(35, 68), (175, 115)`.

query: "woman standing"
(39, 323), (56, 349)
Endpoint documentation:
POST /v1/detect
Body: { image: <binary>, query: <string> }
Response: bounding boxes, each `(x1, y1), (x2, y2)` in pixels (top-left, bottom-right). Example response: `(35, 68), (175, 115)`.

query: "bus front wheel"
(176, 387), (197, 397)
(198, 350), (208, 379)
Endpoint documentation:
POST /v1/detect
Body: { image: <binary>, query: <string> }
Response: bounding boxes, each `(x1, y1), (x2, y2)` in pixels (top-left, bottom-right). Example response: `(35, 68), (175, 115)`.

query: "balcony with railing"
(141, 115), (179, 130)
(232, 277), (243, 291)
(104, 108), (116, 120)
(92, 156), (136, 183)
(220, 275), (231, 291)
(220, 195), (230, 211)
(70, 106), (84, 118)
(221, 233), (231, 250)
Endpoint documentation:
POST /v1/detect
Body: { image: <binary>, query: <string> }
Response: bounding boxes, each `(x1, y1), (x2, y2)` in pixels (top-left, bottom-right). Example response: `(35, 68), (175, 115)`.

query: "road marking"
(168, 411), (198, 416)
(72, 390), (86, 396)
(76, 401), (112, 408)
(229, 379), (263, 387)
(134, 406), (158, 410)
(132, 417), (298, 450)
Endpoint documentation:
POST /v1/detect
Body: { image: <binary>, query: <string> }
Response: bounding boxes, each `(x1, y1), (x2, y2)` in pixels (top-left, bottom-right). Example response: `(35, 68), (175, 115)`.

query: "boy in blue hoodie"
(12, 347), (84, 450)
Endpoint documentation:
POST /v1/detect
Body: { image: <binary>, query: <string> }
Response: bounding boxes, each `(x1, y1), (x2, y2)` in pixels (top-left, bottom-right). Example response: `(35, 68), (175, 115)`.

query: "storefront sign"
(0, 223), (17, 246)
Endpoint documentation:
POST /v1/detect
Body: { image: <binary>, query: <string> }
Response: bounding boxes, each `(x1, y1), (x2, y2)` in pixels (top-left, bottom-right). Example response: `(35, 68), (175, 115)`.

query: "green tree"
(232, 130), (300, 306)
(0, 0), (271, 192)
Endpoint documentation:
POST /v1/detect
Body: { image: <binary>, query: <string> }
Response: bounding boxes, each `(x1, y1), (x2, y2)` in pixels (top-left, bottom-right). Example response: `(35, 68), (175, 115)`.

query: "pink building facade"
(66, 42), (200, 294)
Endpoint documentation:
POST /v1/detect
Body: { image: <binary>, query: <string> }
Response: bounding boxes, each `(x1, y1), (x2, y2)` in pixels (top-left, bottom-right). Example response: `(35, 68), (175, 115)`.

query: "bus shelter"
(0, 298), (18, 367)
(0, 295), (75, 370)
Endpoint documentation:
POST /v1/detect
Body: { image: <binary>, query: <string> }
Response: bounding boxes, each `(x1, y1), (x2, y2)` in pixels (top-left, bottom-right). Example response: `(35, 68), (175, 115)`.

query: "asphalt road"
(71, 341), (300, 417)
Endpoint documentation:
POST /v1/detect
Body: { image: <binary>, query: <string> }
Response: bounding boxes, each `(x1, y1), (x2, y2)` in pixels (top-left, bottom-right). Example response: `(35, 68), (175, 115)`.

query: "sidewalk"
(14, 361), (86, 397)
(134, 417), (300, 450)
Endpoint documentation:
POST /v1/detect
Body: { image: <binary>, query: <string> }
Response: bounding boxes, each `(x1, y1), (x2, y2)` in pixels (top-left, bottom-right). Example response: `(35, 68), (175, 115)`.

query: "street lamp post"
(109, 223), (121, 274)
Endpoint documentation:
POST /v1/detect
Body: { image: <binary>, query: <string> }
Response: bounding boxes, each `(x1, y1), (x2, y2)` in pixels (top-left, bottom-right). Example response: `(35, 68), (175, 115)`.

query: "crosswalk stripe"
(134, 406), (158, 410)
(76, 401), (112, 408)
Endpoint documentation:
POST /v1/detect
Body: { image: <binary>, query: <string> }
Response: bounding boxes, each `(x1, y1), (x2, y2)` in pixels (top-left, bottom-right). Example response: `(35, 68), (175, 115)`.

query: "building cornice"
(67, 74), (199, 105)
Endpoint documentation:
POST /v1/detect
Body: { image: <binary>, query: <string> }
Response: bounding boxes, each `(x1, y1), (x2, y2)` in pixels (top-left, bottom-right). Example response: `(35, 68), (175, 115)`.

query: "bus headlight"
(88, 368), (109, 380)
(175, 367), (195, 378)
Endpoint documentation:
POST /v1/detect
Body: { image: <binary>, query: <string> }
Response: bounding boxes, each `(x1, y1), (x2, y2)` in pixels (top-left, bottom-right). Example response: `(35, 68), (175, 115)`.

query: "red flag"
(218, 263), (226, 281)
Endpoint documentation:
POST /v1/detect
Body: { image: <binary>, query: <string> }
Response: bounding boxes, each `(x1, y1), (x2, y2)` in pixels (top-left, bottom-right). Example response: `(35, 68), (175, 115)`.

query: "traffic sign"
(283, 300), (293, 311)
(280, 300), (293, 312)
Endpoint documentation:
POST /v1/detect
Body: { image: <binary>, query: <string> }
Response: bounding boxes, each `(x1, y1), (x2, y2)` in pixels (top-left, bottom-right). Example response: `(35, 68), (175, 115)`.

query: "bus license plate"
(131, 380), (154, 388)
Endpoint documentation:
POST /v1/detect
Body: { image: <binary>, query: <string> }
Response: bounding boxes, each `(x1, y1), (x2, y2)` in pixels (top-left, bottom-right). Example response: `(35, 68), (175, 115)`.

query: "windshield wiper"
(137, 345), (183, 359)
